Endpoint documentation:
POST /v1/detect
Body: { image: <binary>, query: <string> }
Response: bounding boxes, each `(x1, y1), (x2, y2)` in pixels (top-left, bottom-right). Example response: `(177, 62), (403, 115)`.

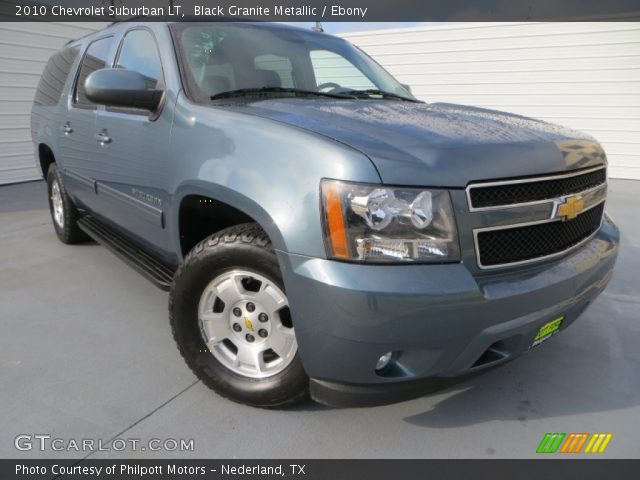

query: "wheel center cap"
(244, 316), (255, 332)
(230, 300), (270, 344)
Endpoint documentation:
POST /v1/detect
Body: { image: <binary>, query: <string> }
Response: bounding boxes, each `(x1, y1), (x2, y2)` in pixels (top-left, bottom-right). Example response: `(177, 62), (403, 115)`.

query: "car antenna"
(312, 22), (324, 32)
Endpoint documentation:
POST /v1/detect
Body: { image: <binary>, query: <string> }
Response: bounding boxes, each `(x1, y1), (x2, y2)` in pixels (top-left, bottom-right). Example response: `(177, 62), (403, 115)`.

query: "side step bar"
(78, 216), (175, 291)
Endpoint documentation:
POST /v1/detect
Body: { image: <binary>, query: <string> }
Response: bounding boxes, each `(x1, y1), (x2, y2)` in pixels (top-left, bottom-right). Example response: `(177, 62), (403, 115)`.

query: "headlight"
(321, 179), (460, 263)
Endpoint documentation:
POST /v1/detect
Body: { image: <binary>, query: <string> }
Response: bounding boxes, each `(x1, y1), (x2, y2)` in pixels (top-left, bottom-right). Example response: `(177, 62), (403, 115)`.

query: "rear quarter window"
(33, 47), (80, 106)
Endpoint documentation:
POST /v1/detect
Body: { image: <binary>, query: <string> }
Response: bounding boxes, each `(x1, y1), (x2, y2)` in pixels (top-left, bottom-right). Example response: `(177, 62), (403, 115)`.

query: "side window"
(310, 50), (376, 90)
(34, 47), (80, 106)
(75, 37), (113, 108)
(115, 29), (163, 90)
(254, 54), (294, 88)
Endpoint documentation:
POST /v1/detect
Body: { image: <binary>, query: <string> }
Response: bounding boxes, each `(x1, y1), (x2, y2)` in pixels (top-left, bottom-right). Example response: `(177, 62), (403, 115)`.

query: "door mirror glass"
(84, 68), (163, 110)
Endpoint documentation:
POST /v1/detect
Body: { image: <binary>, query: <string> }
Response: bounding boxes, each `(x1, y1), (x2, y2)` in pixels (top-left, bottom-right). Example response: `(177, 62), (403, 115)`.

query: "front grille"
(469, 167), (606, 209)
(476, 203), (604, 267)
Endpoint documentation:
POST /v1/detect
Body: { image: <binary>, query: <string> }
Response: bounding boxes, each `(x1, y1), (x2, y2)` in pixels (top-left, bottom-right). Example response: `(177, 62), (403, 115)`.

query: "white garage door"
(0, 22), (107, 185)
(342, 22), (640, 180)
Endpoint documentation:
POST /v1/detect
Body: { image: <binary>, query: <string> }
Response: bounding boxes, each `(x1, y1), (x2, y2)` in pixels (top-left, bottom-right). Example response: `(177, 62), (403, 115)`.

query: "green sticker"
(532, 316), (564, 347)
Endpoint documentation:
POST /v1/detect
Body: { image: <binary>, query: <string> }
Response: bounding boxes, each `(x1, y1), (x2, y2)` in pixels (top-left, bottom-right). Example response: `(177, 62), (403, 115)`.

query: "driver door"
(91, 26), (173, 254)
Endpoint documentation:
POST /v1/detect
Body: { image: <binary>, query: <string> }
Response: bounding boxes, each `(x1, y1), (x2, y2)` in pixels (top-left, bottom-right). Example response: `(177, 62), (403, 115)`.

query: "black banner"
(2, 459), (640, 480)
(4, 0), (640, 22)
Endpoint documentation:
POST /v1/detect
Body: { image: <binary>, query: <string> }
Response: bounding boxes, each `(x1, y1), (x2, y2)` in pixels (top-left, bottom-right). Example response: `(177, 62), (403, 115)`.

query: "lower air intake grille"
(476, 203), (604, 267)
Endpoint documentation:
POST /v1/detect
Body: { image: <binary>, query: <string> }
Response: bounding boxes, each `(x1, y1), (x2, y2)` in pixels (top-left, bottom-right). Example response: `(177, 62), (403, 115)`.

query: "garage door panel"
(385, 55), (640, 75)
(0, 72), (40, 87)
(0, 57), (48, 75)
(0, 87), (37, 101)
(0, 128), (32, 143)
(608, 165), (639, 178)
(0, 153), (36, 169)
(363, 31), (640, 57)
(0, 29), (72, 51)
(0, 22), (107, 184)
(0, 42), (59, 62)
(0, 101), (35, 115)
(369, 43), (640, 66)
(0, 140), (35, 157)
(598, 142), (640, 156)
(399, 70), (640, 84)
(350, 23), (640, 46)
(0, 114), (29, 129)
(545, 118), (640, 132)
(586, 130), (640, 144)
(500, 106), (640, 119)
(410, 82), (640, 95)
(424, 94), (640, 108)
(0, 22), (100, 40)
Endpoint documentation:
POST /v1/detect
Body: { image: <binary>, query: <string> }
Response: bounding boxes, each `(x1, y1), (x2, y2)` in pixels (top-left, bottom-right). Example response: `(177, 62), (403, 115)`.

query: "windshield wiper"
(210, 87), (355, 101)
(334, 89), (419, 102)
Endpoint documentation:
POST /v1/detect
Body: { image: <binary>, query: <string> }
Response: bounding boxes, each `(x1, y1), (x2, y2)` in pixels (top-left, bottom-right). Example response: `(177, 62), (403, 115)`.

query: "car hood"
(223, 99), (606, 187)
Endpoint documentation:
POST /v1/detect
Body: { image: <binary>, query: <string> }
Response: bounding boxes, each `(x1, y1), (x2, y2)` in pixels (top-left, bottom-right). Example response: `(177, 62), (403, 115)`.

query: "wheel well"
(38, 144), (55, 177)
(179, 195), (257, 256)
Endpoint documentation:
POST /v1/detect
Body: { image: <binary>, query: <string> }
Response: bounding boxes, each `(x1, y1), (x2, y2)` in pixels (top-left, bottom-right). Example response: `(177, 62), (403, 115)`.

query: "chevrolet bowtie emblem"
(244, 317), (255, 332)
(556, 195), (585, 221)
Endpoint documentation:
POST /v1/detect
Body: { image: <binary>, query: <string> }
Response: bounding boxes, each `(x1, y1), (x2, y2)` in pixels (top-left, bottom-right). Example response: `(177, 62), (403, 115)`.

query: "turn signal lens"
(322, 181), (350, 258)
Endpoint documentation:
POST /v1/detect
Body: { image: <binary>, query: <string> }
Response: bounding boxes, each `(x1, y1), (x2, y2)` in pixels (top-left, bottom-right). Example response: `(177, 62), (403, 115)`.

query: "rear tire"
(46, 163), (88, 244)
(169, 223), (309, 408)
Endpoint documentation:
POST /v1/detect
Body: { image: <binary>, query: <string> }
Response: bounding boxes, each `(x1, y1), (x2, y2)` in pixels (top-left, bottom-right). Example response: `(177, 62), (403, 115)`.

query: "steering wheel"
(317, 82), (342, 93)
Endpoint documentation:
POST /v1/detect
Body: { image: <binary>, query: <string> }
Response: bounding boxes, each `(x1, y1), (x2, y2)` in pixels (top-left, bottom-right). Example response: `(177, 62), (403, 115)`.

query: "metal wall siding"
(0, 21), (106, 184)
(342, 22), (640, 180)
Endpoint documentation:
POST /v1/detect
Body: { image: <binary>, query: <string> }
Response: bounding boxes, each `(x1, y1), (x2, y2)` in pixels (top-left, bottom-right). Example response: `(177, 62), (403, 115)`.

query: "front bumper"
(277, 215), (619, 407)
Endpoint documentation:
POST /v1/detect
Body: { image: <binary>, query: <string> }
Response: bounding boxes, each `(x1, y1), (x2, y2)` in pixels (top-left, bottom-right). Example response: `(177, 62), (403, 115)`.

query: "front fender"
(168, 93), (381, 260)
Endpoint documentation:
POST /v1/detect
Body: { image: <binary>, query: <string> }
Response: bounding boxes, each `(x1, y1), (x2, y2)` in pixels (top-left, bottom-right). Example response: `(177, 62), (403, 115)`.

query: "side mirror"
(400, 83), (412, 93)
(85, 68), (163, 111)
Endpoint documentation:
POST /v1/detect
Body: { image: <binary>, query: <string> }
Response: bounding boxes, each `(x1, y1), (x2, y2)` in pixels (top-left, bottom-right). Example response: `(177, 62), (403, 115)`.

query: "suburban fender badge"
(131, 188), (162, 208)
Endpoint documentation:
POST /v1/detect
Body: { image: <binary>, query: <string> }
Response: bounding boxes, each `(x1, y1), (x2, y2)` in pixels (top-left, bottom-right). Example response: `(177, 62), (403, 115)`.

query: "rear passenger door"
(58, 35), (114, 211)
(91, 27), (172, 254)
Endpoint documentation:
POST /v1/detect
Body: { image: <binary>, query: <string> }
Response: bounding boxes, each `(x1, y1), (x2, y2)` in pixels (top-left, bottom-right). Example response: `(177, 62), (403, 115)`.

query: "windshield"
(170, 23), (417, 103)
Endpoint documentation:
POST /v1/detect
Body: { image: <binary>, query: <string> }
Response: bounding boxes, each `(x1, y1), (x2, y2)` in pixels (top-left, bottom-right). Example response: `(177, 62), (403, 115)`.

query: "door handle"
(94, 132), (112, 145)
(62, 123), (73, 135)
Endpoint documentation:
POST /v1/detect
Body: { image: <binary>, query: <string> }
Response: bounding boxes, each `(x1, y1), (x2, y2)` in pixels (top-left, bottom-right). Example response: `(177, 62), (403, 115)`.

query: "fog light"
(375, 351), (393, 371)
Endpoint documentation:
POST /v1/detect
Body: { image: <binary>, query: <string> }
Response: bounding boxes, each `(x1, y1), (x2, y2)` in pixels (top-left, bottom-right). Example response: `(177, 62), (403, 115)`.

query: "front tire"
(169, 224), (309, 408)
(46, 164), (88, 244)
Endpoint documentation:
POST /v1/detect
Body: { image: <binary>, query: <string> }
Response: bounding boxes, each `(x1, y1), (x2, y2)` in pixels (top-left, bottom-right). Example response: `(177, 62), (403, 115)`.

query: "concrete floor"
(0, 179), (638, 459)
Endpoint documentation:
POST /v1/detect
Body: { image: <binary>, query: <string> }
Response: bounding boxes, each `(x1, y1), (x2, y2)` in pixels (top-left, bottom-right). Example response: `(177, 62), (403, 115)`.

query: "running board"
(78, 216), (175, 291)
